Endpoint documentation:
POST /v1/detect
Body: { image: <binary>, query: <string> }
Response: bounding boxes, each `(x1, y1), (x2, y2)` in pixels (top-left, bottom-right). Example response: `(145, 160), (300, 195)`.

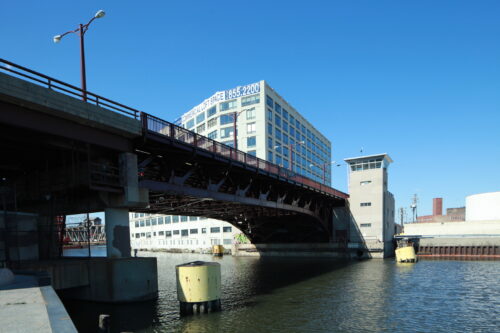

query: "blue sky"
(2, 1), (499, 220)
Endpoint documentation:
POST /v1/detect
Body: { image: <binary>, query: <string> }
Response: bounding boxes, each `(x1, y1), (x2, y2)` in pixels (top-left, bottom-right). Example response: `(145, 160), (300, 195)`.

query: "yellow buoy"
(212, 244), (224, 256)
(395, 238), (418, 263)
(175, 261), (221, 315)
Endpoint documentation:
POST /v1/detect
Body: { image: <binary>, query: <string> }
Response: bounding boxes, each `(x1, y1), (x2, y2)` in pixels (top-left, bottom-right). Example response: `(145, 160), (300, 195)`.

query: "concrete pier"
(105, 208), (131, 258)
(0, 273), (77, 333)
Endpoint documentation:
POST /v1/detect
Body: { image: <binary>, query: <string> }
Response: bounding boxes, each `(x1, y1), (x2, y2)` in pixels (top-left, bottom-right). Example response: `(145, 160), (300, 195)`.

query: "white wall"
(466, 192), (500, 221)
(404, 220), (500, 236)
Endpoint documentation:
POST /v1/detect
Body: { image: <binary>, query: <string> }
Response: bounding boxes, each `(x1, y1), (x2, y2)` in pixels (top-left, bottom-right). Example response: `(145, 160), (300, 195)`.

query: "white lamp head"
(95, 10), (105, 19)
(53, 35), (62, 43)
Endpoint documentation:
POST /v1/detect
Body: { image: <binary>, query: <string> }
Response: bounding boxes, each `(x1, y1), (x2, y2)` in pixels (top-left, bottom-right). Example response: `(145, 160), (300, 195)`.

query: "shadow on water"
(60, 252), (358, 333)
(61, 298), (158, 333)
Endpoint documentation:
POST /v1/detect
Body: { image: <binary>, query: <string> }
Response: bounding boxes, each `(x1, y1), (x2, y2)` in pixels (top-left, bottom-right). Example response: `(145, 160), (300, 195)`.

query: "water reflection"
(62, 252), (500, 333)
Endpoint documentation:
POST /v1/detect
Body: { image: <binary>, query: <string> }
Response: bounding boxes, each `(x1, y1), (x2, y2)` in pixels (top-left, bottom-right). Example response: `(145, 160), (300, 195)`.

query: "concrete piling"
(176, 261), (221, 316)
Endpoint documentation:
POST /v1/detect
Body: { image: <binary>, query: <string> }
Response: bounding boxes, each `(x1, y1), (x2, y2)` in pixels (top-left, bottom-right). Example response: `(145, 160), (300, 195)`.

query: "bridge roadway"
(0, 59), (348, 249)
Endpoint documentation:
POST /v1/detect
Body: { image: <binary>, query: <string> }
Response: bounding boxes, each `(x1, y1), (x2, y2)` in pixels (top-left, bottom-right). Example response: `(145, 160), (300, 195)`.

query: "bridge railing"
(0, 58), (140, 119)
(142, 113), (348, 199)
(0, 59), (347, 199)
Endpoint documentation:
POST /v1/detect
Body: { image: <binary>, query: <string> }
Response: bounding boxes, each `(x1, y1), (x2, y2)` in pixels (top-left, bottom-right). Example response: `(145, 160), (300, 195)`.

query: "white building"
(130, 80), (332, 252)
(130, 214), (237, 252)
(344, 154), (395, 258)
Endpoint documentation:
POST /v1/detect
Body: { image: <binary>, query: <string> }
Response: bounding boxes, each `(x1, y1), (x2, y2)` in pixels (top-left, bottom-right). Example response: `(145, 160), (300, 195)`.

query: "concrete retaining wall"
(233, 243), (349, 258)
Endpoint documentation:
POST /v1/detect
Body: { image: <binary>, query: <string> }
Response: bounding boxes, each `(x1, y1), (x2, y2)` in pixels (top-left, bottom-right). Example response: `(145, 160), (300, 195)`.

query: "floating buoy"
(212, 245), (224, 257)
(175, 261), (221, 316)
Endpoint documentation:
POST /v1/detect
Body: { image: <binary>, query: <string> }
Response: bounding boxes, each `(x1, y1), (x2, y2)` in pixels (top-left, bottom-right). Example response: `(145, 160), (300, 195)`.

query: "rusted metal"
(417, 245), (500, 259)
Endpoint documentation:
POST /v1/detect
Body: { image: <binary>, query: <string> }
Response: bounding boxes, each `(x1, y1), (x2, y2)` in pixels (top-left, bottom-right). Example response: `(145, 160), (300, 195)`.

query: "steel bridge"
(0, 58), (348, 248)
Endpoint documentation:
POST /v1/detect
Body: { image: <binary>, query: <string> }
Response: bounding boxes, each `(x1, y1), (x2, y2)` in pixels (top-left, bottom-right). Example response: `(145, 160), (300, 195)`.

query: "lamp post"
(275, 140), (304, 171)
(230, 109), (246, 150)
(310, 161), (340, 185)
(53, 9), (106, 101)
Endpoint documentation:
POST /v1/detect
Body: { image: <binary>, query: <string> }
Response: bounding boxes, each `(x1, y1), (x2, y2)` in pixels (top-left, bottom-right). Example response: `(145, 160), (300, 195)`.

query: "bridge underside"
(134, 131), (346, 243)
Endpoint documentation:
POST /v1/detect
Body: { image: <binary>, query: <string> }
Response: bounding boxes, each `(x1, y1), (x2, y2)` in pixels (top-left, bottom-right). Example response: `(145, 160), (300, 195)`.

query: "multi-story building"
(344, 153), (395, 258)
(130, 80), (332, 252)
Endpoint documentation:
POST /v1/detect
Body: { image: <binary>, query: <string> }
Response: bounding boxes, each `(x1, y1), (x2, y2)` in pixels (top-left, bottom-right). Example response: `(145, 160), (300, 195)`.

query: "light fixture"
(95, 10), (106, 18)
(53, 35), (62, 43)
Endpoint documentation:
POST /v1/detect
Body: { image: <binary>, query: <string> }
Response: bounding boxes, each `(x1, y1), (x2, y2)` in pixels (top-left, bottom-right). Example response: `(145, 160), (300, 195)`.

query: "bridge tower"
(344, 154), (395, 258)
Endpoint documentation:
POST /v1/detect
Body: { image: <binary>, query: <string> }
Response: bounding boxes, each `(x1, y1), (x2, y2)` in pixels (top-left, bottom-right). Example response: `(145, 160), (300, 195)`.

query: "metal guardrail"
(0, 59), (348, 199)
(142, 113), (349, 199)
(0, 58), (140, 119)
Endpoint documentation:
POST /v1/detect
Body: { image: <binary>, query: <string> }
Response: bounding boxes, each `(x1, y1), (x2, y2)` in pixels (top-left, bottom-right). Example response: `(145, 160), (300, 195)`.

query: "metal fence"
(0, 58), (348, 200)
(0, 58), (140, 119)
(142, 113), (348, 199)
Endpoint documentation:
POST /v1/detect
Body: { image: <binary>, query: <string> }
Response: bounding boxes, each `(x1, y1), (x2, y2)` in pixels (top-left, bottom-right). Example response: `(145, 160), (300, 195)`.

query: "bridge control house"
(130, 81), (334, 252)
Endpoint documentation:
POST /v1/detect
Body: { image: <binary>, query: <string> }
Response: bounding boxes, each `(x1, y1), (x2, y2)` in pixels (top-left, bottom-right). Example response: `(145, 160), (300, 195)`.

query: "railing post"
(213, 141), (216, 153)
(170, 123), (175, 138)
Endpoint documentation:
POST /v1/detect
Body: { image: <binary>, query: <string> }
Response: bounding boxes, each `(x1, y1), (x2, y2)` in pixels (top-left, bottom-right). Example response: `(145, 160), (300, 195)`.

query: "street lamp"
(310, 161), (340, 185)
(229, 109), (246, 150)
(53, 9), (106, 101)
(275, 140), (305, 171)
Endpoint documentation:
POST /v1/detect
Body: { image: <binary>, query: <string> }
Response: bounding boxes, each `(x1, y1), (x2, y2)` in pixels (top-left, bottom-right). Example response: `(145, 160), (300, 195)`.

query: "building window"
(223, 239), (232, 245)
(145, 219), (151, 226)
(268, 137), (273, 149)
(275, 115), (281, 127)
(267, 108), (273, 121)
(181, 229), (189, 237)
(207, 106), (217, 118)
(181, 216), (188, 222)
(360, 223), (372, 227)
(165, 216), (171, 224)
(152, 218), (157, 226)
(196, 123), (205, 133)
(268, 123), (273, 135)
(186, 118), (195, 129)
(248, 150), (256, 156)
(274, 102), (281, 114)
(283, 122), (288, 133)
(222, 140), (234, 148)
(247, 136), (256, 147)
(207, 117), (217, 129)
(220, 127), (233, 138)
(210, 227), (220, 233)
(159, 231), (165, 236)
(283, 109), (289, 120)
(360, 202), (372, 207)
(190, 228), (198, 234)
(220, 114), (233, 125)
(360, 181), (372, 186)
(247, 122), (256, 134)
(196, 112), (205, 124)
(158, 217), (164, 225)
(190, 216), (198, 221)
(246, 108), (256, 120)
(268, 151), (273, 162)
(173, 216), (179, 223)
(223, 226), (232, 232)
(208, 130), (217, 139)
(276, 128), (282, 141)
(220, 100), (237, 111)
(266, 95), (273, 108)
(202, 228), (207, 234)
(173, 230), (180, 235)
(134, 221), (139, 228)
(165, 231), (172, 237)
(242, 94), (260, 107)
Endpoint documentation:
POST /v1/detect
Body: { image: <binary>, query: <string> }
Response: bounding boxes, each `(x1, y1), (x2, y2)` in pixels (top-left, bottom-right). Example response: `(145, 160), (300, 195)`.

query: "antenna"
(410, 194), (418, 222)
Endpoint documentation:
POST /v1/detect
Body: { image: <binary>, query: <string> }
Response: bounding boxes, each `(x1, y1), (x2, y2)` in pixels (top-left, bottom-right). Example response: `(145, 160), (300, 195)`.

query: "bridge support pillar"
(105, 208), (131, 258)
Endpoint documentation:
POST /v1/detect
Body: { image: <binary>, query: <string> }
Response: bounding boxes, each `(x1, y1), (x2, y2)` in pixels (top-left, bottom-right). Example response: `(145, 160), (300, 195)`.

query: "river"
(62, 249), (500, 333)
